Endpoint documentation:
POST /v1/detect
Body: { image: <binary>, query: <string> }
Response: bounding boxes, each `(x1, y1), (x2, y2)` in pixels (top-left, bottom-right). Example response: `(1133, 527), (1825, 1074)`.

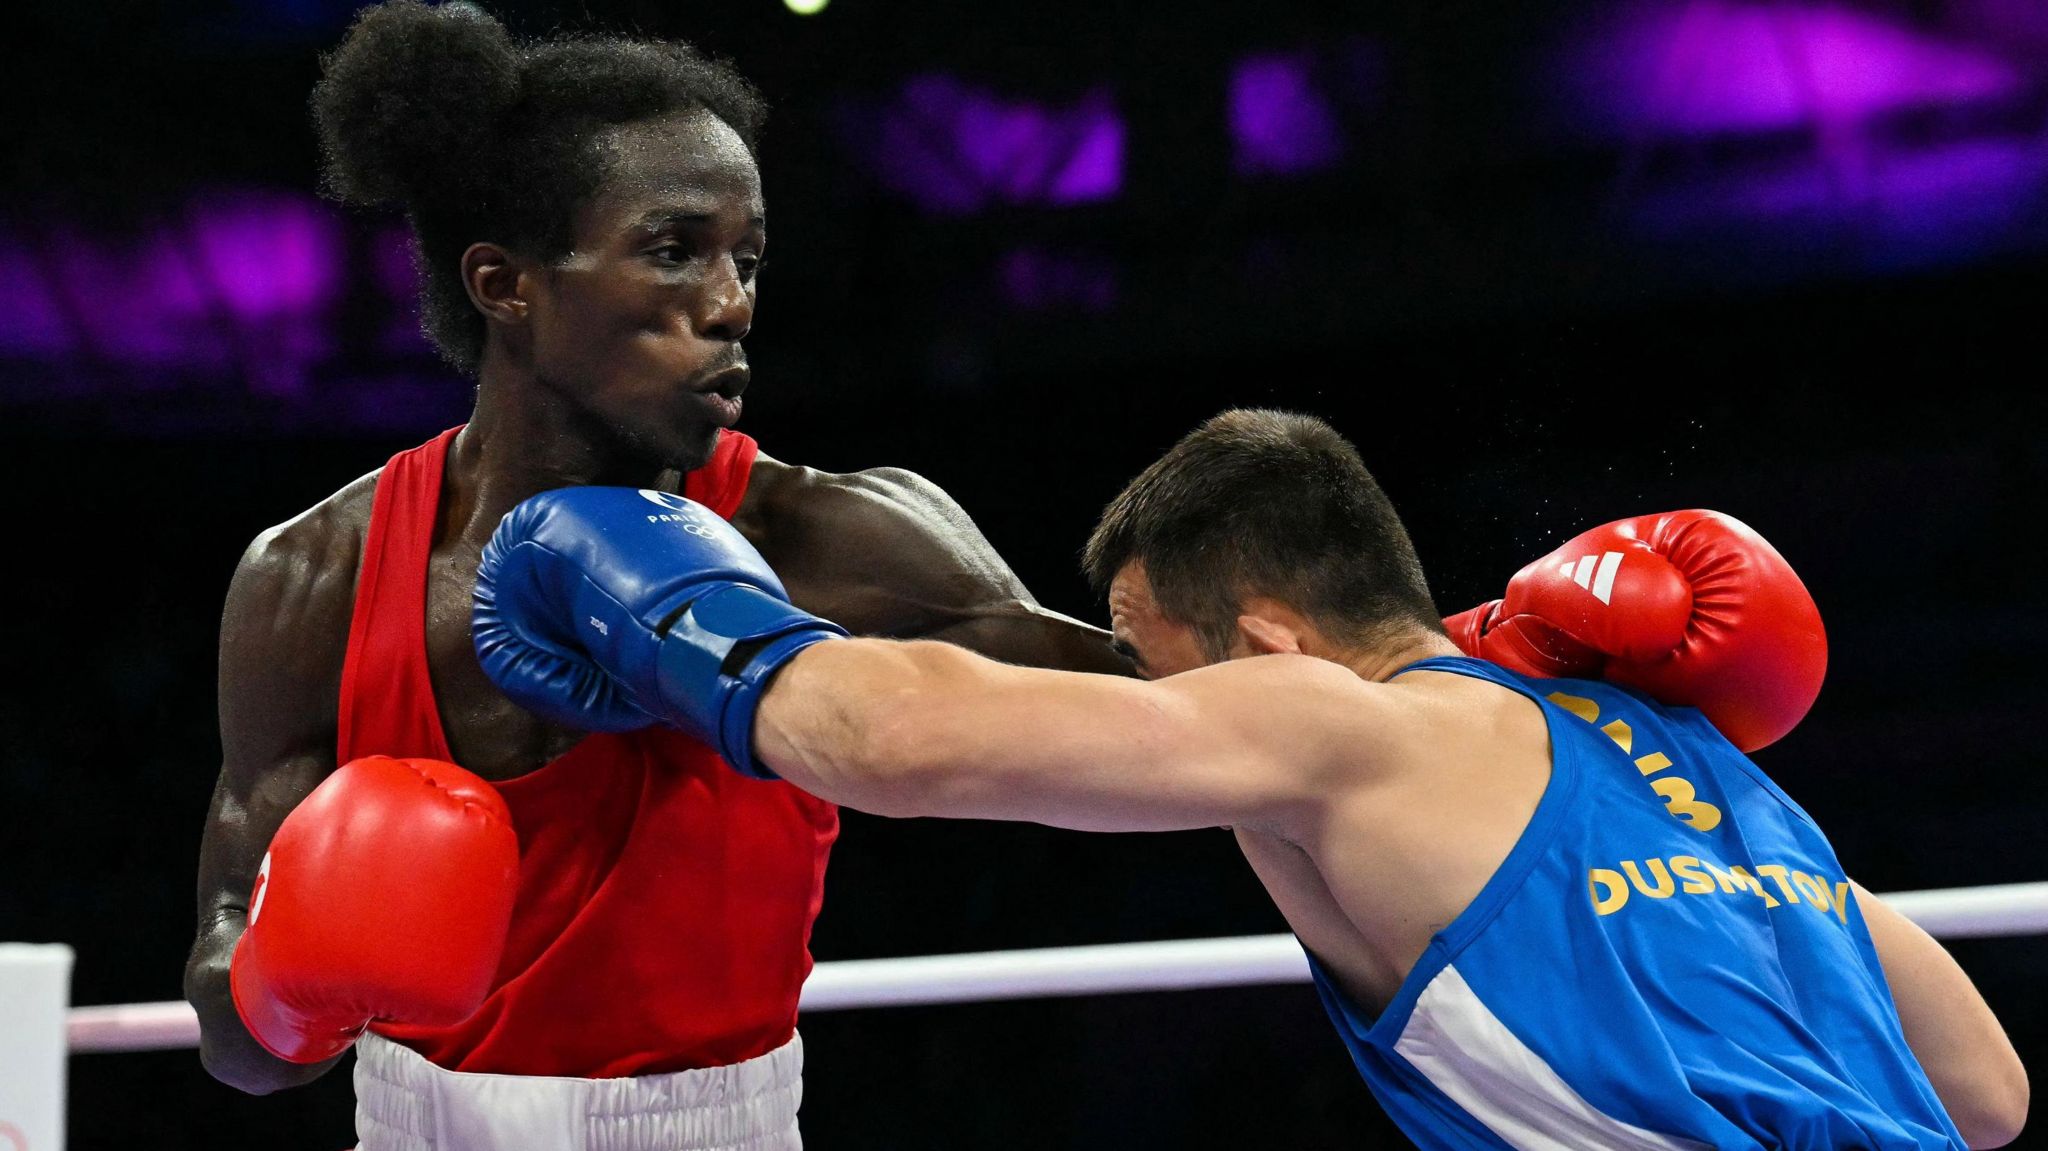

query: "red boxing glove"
(1446, 510), (1826, 752)
(229, 756), (518, 1063)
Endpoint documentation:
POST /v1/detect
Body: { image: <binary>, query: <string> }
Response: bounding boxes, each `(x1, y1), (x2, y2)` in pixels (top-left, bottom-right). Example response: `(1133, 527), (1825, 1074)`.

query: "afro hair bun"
(311, 1), (521, 210)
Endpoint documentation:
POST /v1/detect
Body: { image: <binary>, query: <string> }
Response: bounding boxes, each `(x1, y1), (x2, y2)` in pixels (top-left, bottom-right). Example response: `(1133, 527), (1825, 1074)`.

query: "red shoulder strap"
(684, 430), (759, 520)
(337, 427), (462, 766)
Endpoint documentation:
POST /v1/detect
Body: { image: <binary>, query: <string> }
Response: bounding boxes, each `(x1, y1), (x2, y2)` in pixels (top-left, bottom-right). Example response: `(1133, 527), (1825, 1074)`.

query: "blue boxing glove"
(472, 487), (846, 778)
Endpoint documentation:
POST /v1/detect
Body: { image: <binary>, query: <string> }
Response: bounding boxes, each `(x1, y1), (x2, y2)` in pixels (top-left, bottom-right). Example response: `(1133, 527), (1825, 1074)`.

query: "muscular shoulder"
(220, 469), (380, 734)
(739, 456), (977, 548)
(230, 471), (376, 628)
(736, 455), (1031, 633)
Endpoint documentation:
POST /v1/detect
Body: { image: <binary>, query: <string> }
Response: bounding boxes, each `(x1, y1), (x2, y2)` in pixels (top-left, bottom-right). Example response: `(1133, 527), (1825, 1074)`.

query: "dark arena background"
(3, 0), (2045, 1147)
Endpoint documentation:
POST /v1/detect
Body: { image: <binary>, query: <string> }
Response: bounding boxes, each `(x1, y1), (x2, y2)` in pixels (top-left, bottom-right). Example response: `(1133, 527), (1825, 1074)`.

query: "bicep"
(198, 529), (352, 929)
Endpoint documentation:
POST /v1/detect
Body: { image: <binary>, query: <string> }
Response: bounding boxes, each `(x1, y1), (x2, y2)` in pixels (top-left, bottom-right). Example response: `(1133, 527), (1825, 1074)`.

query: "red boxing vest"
(338, 426), (838, 1077)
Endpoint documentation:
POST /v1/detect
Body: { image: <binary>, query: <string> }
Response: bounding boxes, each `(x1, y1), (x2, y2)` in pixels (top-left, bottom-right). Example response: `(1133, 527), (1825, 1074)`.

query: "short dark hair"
(1084, 410), (1442, 659)
(311, 1), (768, 375)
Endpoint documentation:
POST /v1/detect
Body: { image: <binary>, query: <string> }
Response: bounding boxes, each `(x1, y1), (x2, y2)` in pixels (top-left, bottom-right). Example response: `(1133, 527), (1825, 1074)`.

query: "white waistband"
(353, 1031), (803, 1151)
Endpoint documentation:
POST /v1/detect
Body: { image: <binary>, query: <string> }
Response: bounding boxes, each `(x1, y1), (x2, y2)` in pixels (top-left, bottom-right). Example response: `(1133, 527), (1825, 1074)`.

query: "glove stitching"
(386, 757), (511, 830)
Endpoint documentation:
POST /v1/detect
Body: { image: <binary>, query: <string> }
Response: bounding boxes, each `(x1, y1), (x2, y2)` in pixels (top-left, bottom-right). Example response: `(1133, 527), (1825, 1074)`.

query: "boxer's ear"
(1234, 609), (1303, 658)
(462, 241), (533, 329)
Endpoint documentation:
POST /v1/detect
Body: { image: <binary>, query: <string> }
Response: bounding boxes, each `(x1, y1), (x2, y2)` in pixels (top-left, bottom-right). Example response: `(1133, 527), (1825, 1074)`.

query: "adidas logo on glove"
(1555, 551), (1626, 605)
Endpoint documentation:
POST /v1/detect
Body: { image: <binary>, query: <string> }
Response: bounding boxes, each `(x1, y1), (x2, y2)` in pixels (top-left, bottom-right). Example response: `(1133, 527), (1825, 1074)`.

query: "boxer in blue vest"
(478, 409), (2026, 1150)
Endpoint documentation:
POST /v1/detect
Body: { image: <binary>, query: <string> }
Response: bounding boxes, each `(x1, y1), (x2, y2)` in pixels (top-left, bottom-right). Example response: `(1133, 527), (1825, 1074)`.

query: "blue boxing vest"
(1308, 656), (1962, 1150)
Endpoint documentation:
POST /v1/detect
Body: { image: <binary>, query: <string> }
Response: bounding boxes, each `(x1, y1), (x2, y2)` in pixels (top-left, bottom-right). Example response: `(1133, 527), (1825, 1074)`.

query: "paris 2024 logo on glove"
(638, 490), (721, 538)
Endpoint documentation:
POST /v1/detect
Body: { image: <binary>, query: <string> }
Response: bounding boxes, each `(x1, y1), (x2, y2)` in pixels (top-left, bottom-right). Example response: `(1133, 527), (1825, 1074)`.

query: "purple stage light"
(1046, 105), (1124, 204)
(848, 75), (1123, 214)
(23, 190), (345, 380)
(0, 188), (465, 432)
(62, 222), (230, 372)
(1561, 2), (2024, 137)
(187, 189), (343, 322)
(1631, 134), (2047, 266)
(188, 190), (347, 397)
(1230, 51), (1347, 176)
(0, 227), (79, 359)
(1554, 1), (2048, 266)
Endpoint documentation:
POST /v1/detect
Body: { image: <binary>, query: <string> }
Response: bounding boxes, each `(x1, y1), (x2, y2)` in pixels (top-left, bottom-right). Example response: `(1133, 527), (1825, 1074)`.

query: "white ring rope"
(65, 881), (2048, 1054)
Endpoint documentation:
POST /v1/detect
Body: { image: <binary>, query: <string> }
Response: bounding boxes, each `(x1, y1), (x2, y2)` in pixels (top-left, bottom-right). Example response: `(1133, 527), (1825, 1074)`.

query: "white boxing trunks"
(352, 1031), (804, 1151)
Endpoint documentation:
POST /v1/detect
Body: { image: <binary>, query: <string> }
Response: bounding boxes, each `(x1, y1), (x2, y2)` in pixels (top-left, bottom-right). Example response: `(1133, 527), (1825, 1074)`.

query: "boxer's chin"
(664, 424), (723, 474)
(626, 414), (721, 472)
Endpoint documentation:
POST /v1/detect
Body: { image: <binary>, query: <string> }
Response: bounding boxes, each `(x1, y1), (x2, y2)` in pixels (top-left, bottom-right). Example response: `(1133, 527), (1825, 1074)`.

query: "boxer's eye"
(1109, 637), (1148, 678)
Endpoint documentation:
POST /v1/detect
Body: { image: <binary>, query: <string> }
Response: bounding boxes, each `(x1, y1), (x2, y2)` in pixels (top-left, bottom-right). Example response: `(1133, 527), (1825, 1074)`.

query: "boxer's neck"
(444, 374), (683, 548)
(1344, 633), (1463, 684)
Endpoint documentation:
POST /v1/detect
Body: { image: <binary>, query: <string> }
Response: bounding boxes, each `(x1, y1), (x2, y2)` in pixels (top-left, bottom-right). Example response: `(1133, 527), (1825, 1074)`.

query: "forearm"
(1855, 884), (2028, 1147)
(753, 639), (989, 818)
(183, 918), (339, 1094)
(752, 639), (1311, 833)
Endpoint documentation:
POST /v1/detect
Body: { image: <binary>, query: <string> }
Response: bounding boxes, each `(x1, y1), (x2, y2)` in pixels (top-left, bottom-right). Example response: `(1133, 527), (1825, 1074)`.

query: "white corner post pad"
(0, 943), (74, 1151)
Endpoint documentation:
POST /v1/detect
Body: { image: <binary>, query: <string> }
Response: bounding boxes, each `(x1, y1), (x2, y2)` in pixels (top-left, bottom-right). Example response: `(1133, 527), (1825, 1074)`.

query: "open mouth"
(691, 389), (744, 427)
(695, 364), (751, 400)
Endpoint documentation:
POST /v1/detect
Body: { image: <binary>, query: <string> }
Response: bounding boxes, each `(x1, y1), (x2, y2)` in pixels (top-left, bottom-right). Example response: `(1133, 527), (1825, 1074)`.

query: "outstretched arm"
(739, 457), (1131, 675)
(474, 485), (1371, 826)
(751, 640), (1371, 835)
(1854, 884), (2028, 1148)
